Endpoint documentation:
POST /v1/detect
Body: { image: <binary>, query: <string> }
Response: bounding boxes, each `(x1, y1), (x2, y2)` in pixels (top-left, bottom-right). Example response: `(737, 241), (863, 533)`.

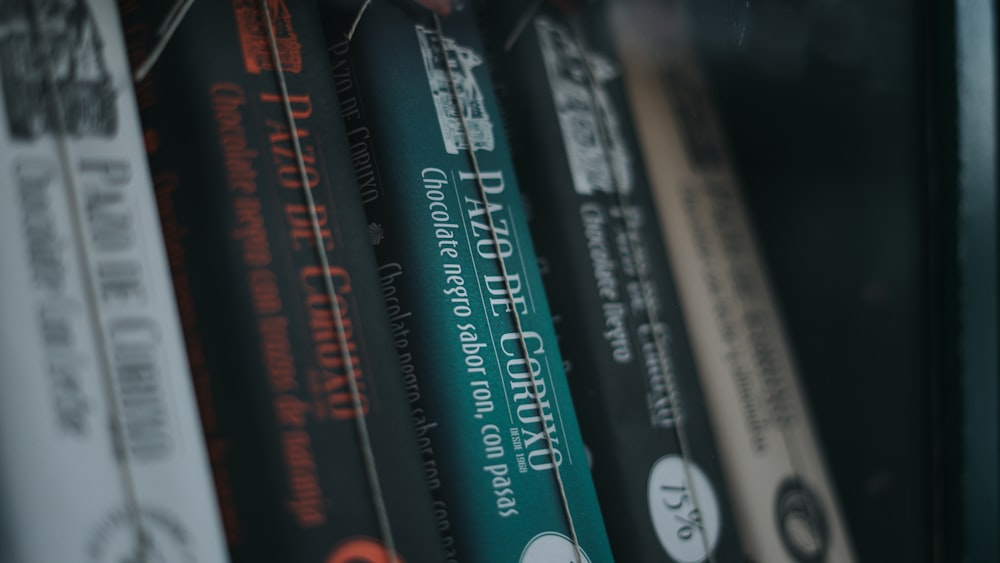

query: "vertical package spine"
(119, 0), (446, 561)
(614, 8), (858, 563)
(0, 0), (230, 561)
(482, 2), (745, 561)
(323, 3), (614, 562)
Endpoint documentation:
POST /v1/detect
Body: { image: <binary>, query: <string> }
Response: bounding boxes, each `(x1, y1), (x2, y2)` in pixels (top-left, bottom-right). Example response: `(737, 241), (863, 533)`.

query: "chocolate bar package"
(118, 0), (445, 561)
(613, 5), (858, 562)
(481, 2), (745, 561)
(0, 0), (229, 561)
(322, 3), (614, 562)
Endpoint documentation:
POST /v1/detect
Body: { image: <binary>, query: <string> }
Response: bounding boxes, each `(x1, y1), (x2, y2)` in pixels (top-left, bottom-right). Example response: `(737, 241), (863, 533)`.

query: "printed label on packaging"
(0, 1), (228, 561)
(535, 16), (632, 196)
(416, 25), (495, 154)
(647, 455), (722, 563)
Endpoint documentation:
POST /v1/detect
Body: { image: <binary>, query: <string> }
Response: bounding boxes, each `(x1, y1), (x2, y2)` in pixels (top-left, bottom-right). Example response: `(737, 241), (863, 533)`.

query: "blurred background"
(635, 0), (998, 561)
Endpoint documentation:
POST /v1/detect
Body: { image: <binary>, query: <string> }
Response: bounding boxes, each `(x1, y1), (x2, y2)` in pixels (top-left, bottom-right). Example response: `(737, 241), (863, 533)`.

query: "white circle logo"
(646, 455), (722, 563)
(520, 532), (593, 563)
(87, 506), (195, 563)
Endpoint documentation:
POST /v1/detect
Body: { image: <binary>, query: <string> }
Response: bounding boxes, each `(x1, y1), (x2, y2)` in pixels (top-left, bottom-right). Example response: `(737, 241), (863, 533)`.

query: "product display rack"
(0, 1), (995, 561)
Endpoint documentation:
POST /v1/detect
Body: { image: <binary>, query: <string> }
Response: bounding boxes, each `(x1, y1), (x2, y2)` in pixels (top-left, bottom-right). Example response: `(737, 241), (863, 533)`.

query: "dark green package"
(321, 3), (614, 562)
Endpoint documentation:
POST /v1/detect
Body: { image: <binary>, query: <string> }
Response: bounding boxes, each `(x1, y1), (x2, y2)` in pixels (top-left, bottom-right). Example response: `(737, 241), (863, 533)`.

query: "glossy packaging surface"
(324, 3), (614, 561)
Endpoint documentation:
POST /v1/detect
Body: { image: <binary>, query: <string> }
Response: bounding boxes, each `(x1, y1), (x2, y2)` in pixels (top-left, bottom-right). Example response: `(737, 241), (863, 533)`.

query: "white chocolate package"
(0, 1), (229, 561)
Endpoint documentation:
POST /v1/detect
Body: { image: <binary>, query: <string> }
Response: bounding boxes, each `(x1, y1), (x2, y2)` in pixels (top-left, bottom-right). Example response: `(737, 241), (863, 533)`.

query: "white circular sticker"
(646, 455), (722, 563)
(520, 532), (593, 563)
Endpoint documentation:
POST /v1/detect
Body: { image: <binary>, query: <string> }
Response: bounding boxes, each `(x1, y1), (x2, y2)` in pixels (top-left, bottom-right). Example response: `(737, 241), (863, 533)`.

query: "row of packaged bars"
(0, 0), (856, 562)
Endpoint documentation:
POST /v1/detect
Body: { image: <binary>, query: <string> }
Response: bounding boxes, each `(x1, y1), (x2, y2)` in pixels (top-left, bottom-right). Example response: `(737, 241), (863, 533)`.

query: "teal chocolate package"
(322, 3), (614, 562)
(480, 2), (745, 562)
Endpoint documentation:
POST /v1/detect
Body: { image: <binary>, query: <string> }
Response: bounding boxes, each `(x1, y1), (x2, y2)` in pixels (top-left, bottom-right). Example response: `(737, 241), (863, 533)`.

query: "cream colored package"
(0, 1), (229, 561)
(612, 8), (857, 563)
